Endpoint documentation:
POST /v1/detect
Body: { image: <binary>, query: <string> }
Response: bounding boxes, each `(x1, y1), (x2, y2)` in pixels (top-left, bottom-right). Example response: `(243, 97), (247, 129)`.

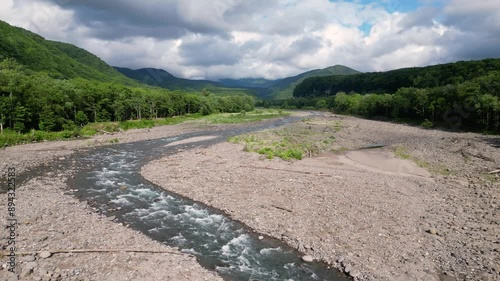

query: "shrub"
(421, 119), (434, 129)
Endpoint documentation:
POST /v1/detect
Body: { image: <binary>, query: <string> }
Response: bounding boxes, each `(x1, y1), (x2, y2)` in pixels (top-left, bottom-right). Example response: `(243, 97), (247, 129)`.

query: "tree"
(75, 111), (88, 127)
(39, 106), (59, 132)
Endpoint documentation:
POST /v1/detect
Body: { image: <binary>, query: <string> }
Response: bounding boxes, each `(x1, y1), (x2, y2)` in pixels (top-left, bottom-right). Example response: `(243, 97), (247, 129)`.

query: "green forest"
(290, 58), (500, 132)
(0, 58), (254, 136)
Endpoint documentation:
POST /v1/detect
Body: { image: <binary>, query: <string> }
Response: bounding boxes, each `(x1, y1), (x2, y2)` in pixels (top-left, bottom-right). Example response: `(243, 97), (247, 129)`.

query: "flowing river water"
(27, 116), (351, 281)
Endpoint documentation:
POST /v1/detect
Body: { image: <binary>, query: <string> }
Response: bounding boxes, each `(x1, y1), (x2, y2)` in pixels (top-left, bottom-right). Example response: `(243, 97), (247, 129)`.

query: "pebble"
(302, 255), (314, 263)
(258, 236), (264, 240)
(24, 261), (38, 270)
(23, 255), (36, 262)
(427, 228), (438, 235)
(39, 251), (52, 259)
(20, 267), (33, 278)
(350, 269), (361, 278)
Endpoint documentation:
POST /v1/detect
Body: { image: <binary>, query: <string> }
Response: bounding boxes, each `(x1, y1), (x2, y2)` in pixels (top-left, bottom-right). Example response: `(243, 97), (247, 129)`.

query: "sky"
(1, 0), (499, 80)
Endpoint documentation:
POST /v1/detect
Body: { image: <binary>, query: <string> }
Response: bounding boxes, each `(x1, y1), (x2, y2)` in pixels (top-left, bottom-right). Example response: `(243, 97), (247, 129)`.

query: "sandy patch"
(336, 149), (432, 178)
(165, 136), (218, 147)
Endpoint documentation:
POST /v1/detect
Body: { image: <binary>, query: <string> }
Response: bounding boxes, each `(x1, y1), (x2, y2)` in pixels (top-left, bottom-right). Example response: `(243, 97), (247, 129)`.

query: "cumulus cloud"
(0, 0), (499, 79)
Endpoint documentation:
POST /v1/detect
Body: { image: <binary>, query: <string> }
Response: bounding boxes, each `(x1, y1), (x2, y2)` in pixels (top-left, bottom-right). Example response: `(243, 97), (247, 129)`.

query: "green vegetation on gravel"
(229, 118), (342, 161)
(393, 145), (451, 175)
(0, 110), (287, 147)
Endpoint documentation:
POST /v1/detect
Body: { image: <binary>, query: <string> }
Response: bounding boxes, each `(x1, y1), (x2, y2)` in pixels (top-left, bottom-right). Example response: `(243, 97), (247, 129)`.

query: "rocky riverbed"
(0, 122), (227, 281)
(142, 115), (500, 281)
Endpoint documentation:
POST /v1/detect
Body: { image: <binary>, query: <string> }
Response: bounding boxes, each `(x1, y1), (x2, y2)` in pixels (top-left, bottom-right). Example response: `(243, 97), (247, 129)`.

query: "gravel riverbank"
(141, 115), (500, 281)
(0, 122), (229, 281)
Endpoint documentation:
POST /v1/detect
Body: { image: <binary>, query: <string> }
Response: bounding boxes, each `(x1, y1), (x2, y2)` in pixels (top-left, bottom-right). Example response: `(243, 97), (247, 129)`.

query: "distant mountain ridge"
(117, 65), (360, 100)
(215, 65), (360, 99)
(114, 67), (223, 91)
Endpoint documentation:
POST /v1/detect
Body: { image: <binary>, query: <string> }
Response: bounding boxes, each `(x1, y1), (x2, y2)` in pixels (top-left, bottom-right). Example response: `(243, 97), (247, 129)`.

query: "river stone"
(350, 269), (361, 278)
(20, 267), (33, 278)
(24, 261), (38, 270)
(258, 236), (264, 240)
(39, 251), (52, 259)
(22, 255), (36, 262)
(302, 255), (314, 263)
(427, 228), (438, 235)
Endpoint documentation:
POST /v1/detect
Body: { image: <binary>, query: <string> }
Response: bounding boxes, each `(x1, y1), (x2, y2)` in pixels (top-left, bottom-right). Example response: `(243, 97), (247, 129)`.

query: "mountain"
(114, 67), (222, 90)
(0, 20), (136, 85)
(114, 67), (256, 96)
(270, 65), (360, 99)
(217, 65), (360, 100)
(293, 58), (500, 98)
(218, 78), (276, 88)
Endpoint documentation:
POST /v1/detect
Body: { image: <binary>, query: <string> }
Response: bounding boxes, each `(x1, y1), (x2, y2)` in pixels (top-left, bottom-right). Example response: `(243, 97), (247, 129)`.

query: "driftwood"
(239, 165), (343, 179)
(271, 204), (293, 213)
(97, 129), (113, 135)
(0, 249), (191, 257)
(488, 169), (500, 174)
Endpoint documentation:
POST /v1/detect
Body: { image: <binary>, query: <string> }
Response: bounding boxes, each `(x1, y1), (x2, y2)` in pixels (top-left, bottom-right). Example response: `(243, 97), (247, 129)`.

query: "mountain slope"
(114, 67), (221, 90)
(217, 65), (360, 100)
(271, 65), (360, 99)
(115, 67), (255, 96)
(0, 20), (136, 85)
(294, 58), (500, 98)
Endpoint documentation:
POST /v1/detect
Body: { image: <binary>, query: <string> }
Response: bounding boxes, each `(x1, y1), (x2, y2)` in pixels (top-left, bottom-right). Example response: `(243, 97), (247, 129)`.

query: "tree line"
(261, 71), (500, 132)
(286, 58), (500, 132)
(0, 58), (254, 133)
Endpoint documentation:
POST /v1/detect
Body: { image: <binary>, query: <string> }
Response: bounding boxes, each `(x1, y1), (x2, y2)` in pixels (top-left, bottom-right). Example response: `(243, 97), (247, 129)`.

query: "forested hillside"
(270, 65), (359, 99)
(0, 20), (256, 144)
(294, 59), (500, 97)
(290, 59), (500, 132)
(0, 20), (136, 85)
(115, 67), (256, 97)
(115, 67), (220, 90)
(0, 58), (254, 136)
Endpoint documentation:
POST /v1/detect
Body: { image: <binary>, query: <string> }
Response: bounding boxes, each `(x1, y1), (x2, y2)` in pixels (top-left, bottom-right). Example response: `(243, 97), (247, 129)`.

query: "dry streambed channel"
(18, 115), (350, 281)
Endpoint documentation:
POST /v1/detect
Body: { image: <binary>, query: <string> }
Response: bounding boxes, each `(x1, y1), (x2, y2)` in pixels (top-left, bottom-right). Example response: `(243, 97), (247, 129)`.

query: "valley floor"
(142, 114), (500, 281)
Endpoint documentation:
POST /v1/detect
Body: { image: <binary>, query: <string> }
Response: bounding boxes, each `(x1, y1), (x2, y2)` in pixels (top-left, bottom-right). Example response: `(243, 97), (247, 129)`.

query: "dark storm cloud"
(49, 0), (227, 39)
(178, 36), (242, 66)
(290, 35), (323, 54)
(48, 0), (282, 40)
(265, 35), (324, 64)
(399, 6), (439, 29)
(441, 1), (500, 60)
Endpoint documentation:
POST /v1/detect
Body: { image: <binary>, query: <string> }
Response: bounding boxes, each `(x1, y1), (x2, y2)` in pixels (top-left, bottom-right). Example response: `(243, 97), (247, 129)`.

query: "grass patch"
(0, 129), (81, 147)
(481, 173), (499, 182)
(1, 110), (289, 147)
(229, 118), (343, 161)
(200, 109), (289, 124)
(393, 145), (451, 175)
(394, 146), (411, 160)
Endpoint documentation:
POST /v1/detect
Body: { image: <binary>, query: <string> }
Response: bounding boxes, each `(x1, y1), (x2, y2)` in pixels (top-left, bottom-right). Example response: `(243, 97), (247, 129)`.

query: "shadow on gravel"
(481, 137), (500, 148)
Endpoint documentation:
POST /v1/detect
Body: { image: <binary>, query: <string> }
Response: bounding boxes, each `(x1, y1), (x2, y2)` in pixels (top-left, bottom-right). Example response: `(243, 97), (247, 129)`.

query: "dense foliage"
(289, 59), (500, 132)
(0, 20), (136, 85)
(0, 58), (254, 134)
(294, 59), (500, 97)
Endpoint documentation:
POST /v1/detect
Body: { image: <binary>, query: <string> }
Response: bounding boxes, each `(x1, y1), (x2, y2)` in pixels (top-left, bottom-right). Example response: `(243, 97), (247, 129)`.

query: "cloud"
(0, 0), (499, 80)
(178, 35), (243, 66)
